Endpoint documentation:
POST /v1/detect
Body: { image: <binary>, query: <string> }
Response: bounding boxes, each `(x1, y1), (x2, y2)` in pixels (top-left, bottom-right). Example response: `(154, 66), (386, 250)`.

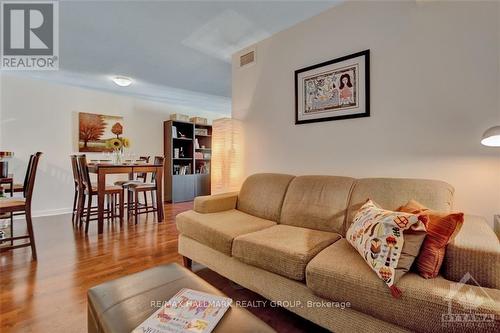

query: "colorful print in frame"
(78, 112), (124, 152)
(295, 50), (370, 124)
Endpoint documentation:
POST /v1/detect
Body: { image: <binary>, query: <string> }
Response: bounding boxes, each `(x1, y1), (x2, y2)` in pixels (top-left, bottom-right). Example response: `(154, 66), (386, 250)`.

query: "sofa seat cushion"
(176, 209), (276, 255)
(306, 239), (500, 332)
(232, 225), (341, 280)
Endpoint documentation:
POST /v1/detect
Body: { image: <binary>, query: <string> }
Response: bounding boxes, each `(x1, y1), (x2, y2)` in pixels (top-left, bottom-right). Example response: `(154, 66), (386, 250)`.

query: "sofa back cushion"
(237, 173), (295, 222)
(280, 176), (355, 233)
(345, 178), (454, 234)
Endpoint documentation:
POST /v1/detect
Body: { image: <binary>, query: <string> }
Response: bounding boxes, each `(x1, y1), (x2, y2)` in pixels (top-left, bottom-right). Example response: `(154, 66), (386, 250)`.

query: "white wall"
(0, 74), (228, 215)
(232, 0), (500, 224)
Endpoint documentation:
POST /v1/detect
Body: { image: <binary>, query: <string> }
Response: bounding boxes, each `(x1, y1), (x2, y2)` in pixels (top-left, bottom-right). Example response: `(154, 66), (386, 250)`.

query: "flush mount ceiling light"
(481, 125), (500, 147)
(111, 76), (133, 87)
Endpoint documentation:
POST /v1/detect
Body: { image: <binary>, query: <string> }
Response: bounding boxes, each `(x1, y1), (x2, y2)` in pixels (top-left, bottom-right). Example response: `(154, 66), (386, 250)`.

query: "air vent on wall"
(240, 50), (255, 67)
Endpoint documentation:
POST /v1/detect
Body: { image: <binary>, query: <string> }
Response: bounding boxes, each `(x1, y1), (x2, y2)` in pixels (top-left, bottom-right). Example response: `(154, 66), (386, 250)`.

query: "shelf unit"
(164, 120), (212, 203)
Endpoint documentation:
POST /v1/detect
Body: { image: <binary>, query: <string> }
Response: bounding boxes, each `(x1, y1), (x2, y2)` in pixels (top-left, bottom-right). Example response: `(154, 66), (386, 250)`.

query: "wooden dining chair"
(70, 155), (81, 225)
(127, 156), (164, 224)
(77, 155), (124, 234)
(114, 156), (150, 186)
(135, 156), (151, 183)
(0, 152), (42, 260)
(132, 155), (151, 208)
(4, 154), (34, 196)
(2, 154), (36, 239)
(113, 156), (150, 211)
(73, 155), (98, 228)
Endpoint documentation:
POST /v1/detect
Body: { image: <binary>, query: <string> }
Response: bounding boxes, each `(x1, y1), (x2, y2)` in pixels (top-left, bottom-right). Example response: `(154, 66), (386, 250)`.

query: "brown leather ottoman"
(87, 263), (276, 333)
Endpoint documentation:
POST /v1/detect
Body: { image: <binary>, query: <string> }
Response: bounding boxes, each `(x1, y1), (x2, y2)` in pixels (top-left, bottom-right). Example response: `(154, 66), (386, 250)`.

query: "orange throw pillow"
(398, 200), (464, 279)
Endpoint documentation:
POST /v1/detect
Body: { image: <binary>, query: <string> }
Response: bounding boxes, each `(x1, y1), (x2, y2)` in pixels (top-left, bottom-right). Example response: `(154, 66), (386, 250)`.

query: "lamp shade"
(481, 126), (500, 147)
(211, 118), (244, 194)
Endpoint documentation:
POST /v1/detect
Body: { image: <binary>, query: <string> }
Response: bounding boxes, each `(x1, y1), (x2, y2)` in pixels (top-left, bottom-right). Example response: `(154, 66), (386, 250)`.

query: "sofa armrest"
(442, 214), (500, 289)
(194, 192), (239, 214)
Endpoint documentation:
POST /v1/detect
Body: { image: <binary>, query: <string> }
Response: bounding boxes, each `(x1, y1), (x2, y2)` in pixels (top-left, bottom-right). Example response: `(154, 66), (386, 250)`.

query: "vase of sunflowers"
(107, 137), (130, 164)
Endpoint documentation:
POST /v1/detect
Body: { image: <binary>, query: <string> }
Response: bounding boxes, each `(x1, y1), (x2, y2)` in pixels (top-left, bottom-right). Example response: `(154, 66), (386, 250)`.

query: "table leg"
(155, 167), (164, 222)
(97, 171), (106, 234)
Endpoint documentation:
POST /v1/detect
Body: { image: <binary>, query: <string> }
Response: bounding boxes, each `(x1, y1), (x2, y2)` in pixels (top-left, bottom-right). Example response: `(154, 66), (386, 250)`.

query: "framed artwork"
(295, 50), (370, 124)
(78, 112), (124, 152)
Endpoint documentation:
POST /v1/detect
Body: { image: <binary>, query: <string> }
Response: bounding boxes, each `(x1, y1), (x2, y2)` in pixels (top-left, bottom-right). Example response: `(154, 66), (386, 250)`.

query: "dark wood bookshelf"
(164, 120), (212, 203)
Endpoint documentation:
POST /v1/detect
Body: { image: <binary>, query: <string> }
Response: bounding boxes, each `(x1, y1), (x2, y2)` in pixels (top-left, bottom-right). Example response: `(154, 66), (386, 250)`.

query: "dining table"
(88, 162), (164, 234)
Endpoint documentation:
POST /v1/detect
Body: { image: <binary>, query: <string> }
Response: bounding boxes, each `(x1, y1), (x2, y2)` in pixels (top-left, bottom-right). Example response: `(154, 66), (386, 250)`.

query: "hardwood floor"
(0, 202), (192, 333)
(0, 202), (327, 333)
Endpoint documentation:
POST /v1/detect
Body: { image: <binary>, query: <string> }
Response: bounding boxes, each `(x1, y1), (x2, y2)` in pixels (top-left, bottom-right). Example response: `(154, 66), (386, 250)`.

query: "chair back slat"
(25, 152), (42, 206)
(70, 155), (79, 185)
(77, 155), (92, 191)
(22, 154), (35, 197)
(152, 156), (164, 183)
(136, 156), (150, 182)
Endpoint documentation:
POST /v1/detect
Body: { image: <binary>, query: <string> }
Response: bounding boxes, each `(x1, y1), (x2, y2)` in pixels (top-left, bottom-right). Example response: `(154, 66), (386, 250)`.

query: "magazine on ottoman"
(132, 288), (232, 333)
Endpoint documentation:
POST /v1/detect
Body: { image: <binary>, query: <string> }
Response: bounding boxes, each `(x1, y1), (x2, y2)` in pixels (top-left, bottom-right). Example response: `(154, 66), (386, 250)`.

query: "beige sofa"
(176, 173), (500, 332)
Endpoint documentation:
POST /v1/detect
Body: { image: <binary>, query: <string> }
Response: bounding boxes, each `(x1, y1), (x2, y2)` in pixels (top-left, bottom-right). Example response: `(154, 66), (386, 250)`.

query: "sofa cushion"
(279, 175), (355, 233)
(306, 239), (500, 332)
(237, 173), (295, 222)
(398, 199), (464, 279)
(176, 209), (276, 255)
(232, 225), (341, 280)
(345, 178), (454, 234)
(346, 199), (427, 292)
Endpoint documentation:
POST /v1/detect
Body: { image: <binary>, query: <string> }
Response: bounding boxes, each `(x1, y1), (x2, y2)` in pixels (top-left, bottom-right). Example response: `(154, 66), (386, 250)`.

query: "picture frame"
(78, 112), (125, 152)
(295, 50), (370, 125)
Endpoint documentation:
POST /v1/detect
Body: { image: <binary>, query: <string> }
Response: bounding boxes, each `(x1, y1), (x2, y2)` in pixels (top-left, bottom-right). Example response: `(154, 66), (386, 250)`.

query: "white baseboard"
(4, 207), (72, 221)
(32, 207), (72, 218)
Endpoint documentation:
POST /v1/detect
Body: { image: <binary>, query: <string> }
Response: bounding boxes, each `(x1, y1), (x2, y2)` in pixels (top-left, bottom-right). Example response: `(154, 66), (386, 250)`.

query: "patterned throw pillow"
(346, 200), (428, 297)
(398, 200), (464, 279)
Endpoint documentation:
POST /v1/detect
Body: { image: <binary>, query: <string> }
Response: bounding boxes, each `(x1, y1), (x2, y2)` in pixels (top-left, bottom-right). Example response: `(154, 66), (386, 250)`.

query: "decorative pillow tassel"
(390, 285), (402, 299)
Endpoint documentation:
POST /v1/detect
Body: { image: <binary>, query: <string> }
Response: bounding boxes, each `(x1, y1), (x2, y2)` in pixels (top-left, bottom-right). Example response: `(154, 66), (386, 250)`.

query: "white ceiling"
(8, 0), (340, 113)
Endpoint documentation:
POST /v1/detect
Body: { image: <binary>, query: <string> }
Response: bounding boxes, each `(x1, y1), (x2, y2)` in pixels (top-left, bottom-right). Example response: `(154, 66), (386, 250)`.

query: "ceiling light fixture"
(481, 125), (500, 147)
(111, 76), (133, 87)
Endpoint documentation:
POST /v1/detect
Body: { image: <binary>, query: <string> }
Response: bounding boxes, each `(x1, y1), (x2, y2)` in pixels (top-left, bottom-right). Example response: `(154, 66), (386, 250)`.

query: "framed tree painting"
(78, 112), (124, 152)
(295, 50), (370, 124)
